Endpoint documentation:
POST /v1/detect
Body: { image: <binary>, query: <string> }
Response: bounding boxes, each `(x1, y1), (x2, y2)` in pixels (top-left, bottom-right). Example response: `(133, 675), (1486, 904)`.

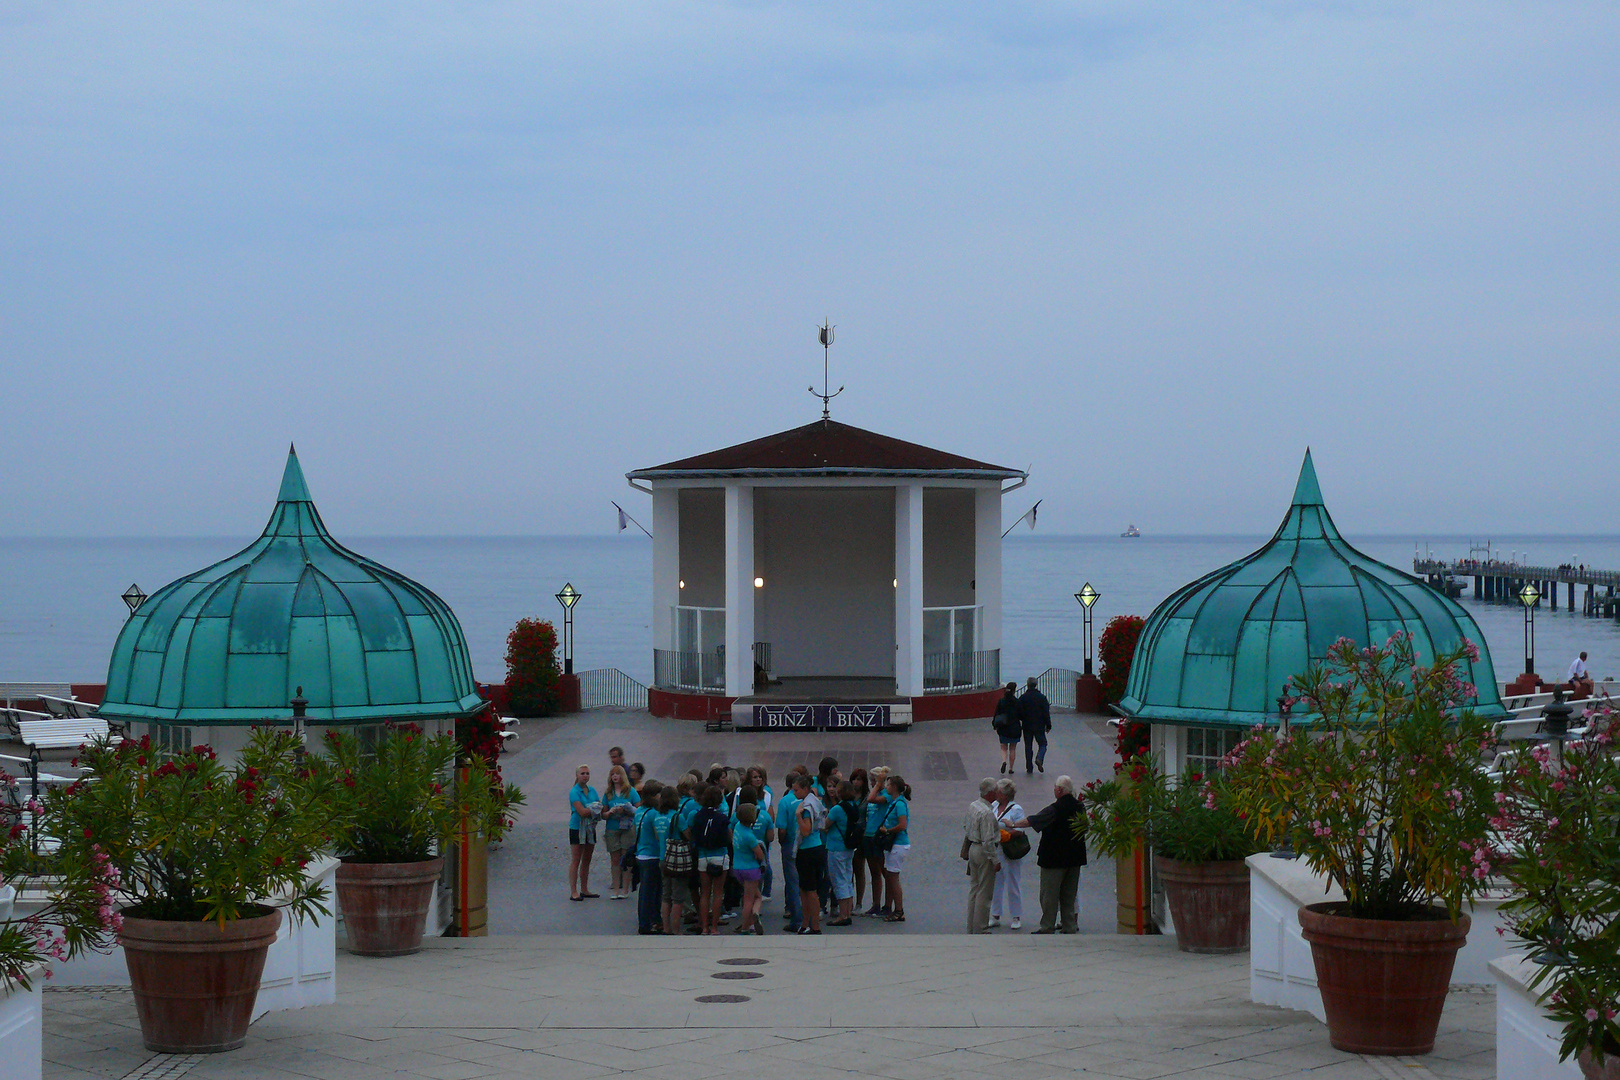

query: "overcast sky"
(3, 2), (1615, 539)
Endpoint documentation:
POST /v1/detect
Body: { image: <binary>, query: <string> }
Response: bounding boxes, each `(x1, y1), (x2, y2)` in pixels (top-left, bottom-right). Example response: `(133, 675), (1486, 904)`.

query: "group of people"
(567, 752), (916, 934)
(961, 774), (1088, 934)
(993, 677), (1053, 776)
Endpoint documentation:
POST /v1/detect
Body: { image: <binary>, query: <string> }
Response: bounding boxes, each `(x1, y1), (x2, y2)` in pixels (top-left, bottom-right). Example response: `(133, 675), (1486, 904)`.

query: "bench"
(0, 753), (86, 855)
(2, 710), (116, 752)
(37, 694), (100, 720)
(0, 682), (75, 709)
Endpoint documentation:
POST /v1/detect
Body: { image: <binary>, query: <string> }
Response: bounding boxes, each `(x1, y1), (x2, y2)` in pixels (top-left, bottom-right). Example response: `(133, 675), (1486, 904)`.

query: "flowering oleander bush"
(1085, 754), (1260, 863)
(1098, 614), (1145, 706)
(1494, 700), (1620, 1067)
(1221, 633), (1499, 920)
(324, 723), (523, 862)
(505, 618), (560, 717)
(42, 730), (345, 928)
(1, 770), (123, 990)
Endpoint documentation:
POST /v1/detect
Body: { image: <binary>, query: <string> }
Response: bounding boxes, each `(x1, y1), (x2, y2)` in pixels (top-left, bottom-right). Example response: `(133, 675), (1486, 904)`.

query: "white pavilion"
(627, 417), (1027, 729)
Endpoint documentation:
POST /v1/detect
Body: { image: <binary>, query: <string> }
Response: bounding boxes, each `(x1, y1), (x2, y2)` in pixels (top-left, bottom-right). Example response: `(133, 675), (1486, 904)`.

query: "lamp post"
(1073, 583), (1103, 715)
(1518, 582), (1539, 677)
(555, 583), (582, 676)
(121, 583), (147, 615)
(1075, 582), (1100, 676)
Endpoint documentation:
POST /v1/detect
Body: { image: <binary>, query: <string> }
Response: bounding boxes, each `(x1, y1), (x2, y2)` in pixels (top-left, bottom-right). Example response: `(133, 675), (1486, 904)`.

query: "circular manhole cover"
(711, 970), (763, 980)
(716, 957), (769, 966)
(696, 994), (751, 1003)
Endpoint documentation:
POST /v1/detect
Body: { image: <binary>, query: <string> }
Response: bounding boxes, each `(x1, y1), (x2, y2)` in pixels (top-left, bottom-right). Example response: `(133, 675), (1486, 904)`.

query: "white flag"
(617, 505), (630, 533)
(1001, 500), (1041, 538)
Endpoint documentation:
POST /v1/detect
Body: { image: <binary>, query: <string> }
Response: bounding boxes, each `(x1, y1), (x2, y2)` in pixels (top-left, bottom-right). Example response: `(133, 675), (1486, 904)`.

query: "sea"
(4, 534), (1619, 691)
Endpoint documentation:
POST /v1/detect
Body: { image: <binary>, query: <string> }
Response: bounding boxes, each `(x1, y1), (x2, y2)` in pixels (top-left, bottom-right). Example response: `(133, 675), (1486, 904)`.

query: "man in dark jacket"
(1027, 775), (1087, 934)
(1018, 676), (1052, 775)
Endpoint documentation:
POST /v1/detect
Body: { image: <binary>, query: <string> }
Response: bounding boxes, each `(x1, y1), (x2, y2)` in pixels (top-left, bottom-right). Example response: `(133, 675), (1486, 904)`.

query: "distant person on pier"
(1568, 651), (1594, 697)
(1018, 676), (1052, 775)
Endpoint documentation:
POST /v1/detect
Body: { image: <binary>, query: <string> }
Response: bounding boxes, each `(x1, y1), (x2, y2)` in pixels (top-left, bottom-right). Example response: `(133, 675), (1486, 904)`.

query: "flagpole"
(611, 501), (653, 538)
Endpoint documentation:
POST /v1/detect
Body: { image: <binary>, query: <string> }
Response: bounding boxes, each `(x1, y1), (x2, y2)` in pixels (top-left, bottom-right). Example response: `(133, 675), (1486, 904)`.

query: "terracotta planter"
(1156, 855), (1249, 954)
(1298, 902), (1469, 1055)
(1580, 1048), (1620, 1080)
(336, 857), (443, 956)
(119, 907), (281, 1053)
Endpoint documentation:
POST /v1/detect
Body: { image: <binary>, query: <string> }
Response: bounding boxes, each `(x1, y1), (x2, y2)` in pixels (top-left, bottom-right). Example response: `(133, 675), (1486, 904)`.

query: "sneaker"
(1010, 918), (1021, 930)
(988, 915), (1001, 928)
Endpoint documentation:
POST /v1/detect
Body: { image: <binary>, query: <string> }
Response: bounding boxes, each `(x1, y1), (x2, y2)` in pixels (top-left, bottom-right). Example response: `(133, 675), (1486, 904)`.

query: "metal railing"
(576, 668), (650, 711)
(922, 649), (999, 695)
(653, 649), (727, 694)
(1035, 667), (1082, 710)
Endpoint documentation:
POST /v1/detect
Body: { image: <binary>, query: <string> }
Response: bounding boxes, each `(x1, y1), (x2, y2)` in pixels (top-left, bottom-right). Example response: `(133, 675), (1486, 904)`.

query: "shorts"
(795, 846), (827, 895)
(826, 850), (855, 901)
(664, 875), (694, 907)
(732, 867), (762, 883)
(700, 856), (728, 876)
(568, 828), (596, 846)
(604, 829), (633, 855)
(998, 734), (1021, 746)
(884, 844), (910, 874)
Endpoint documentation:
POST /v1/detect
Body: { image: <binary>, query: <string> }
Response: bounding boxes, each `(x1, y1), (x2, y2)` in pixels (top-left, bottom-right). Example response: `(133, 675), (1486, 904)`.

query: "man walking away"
(1028, 775), (1087, 934)
(960, 778), (1002, 933)
(1019, 676), (1052, 775)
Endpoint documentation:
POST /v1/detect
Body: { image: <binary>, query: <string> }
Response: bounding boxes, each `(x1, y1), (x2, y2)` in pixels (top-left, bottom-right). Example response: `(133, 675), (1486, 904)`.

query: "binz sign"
(751, 704), (895, 730)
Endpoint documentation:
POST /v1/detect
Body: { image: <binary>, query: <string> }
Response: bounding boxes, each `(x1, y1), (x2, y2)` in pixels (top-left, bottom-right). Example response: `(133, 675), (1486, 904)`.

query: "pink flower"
(1587, 1008), (1601, 1022)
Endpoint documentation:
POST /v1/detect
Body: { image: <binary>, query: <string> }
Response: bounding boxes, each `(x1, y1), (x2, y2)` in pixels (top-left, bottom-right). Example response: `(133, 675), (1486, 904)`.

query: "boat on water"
(1121, 524), (1141, 538)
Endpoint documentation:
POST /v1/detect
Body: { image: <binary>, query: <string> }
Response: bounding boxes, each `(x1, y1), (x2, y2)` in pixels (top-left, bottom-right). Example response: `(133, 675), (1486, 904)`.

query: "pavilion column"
(651, 486), (679, 653)
(724, 483), (756, 698)
(974, 485), (1002, 670)
(894, 483), (924, 698)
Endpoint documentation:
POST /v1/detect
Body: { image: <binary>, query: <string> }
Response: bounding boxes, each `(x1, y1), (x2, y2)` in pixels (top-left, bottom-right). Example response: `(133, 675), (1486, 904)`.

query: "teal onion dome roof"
(100, 449), (485, 726)
(1116, 451), (1506, 728)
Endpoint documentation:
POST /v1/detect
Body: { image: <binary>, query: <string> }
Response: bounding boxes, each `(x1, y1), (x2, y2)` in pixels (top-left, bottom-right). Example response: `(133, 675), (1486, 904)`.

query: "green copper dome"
(100, 449), (484, 726)
(1116, 451), (1506, 728)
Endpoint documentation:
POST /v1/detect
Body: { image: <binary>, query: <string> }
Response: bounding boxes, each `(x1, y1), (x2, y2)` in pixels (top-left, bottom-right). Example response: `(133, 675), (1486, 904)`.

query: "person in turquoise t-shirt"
(745, 765), (775, 900)
(730, 803), (767, 934)
(567, 765), (601, 901)
(776, 779), (803, 931)
(602, 765), (639, 900)
(863, 768), (892, 916)
(633, 782), (672, 934)
(793, 773), (827, 935)
(876, 775), (911, 923)
(824, 782), (856, 926)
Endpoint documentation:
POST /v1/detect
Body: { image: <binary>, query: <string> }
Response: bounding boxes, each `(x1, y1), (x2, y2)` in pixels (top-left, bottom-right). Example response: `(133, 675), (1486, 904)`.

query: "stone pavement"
(43, 934), (1498, 1080)
(489, 711), (1121, 935)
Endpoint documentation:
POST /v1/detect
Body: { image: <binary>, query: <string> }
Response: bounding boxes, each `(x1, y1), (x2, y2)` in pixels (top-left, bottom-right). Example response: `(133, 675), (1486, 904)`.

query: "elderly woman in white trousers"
(990, 778), (1030, 929)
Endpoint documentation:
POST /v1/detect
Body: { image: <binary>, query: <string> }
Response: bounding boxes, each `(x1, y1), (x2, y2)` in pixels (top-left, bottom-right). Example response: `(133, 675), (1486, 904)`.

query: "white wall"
(651, 486), (680, 651)
(923, 489), (976, 608)
(756, 487), (896, 678)
(677, 488), (724, 609)
(974, 485), (1003, 654)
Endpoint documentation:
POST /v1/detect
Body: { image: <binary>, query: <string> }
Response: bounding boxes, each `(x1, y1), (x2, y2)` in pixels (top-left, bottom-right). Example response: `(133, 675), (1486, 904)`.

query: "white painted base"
(1247, 853), (1514, 1021)
(14, 857), (339, 1019)
(0, 965), (44, 1080)
(1491, 954), (1583, 1079)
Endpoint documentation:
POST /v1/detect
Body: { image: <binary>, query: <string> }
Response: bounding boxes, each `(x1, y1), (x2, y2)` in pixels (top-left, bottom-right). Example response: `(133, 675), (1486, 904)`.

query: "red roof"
(628, 420), (1022, 479)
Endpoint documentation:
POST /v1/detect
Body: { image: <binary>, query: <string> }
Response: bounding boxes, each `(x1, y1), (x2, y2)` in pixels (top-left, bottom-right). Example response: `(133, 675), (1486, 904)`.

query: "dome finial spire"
(277, 445), (312, 504)
(1291, 448), (1323, 507)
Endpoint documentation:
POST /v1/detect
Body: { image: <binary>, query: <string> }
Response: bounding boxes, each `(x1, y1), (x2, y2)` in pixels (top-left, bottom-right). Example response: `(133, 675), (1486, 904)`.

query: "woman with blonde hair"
(567, 764), (601, 901)
(862, 766), (891, 917)
(876, 774), (911, 923)
(602, 764), (639, 899)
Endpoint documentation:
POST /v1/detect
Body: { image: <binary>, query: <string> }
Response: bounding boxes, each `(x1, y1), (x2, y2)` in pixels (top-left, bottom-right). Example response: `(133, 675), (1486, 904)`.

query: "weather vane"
(809, 318), (843, 420)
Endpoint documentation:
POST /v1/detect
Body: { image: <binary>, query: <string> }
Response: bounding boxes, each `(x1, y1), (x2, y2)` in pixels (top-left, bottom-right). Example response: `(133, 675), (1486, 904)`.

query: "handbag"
(661, 804), (695, 874)
(872, 801), (899, 853)
(997, 805), (1030, 860)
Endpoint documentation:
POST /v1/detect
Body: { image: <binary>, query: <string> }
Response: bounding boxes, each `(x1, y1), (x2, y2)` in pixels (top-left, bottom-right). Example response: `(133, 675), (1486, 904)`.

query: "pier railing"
(1035, 667), (1082, 710)
(575, 668), (649, 711)
(922, 649), (999, 695)
(1415, 558), (1620, 590)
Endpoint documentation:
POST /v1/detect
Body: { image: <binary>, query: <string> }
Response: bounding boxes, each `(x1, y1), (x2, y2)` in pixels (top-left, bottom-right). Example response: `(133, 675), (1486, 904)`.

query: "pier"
(1414, 557), (1620, 619)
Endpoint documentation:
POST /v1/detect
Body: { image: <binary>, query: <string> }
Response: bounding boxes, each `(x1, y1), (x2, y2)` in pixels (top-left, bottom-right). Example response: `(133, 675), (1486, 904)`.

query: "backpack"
(661, 801), (695, 874)
(694, 807), (731, 852)
(840, 800), (863, 849)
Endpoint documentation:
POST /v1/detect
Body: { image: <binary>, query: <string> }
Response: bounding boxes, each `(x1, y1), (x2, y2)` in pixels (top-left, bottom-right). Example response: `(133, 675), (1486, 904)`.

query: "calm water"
(4, 534), (1619, 688)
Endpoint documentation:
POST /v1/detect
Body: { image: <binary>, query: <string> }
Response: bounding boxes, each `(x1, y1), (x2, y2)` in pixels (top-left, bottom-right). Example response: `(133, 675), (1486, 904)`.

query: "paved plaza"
(40, 713), (1501, 1079)
(44, 934), (1496, 1080)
